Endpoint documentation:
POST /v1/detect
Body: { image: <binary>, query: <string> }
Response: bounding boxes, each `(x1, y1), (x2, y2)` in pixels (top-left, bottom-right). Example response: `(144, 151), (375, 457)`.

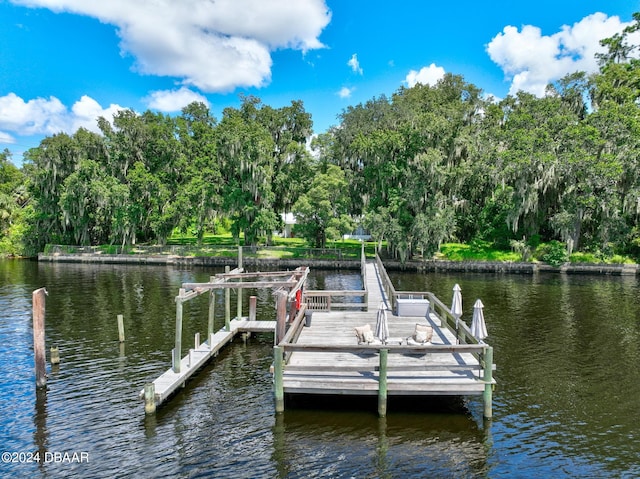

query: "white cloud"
(405, 63), (446, 87)
(0, 92), (125, 138)
(338, 87), (354, 99)
(487, 12), (638, 96)
(0, 93), (67, 136)
(10, 0), (332, 92)
(348, 53), (363, 75)
(0, 131), (15, 144)
(144, 87), (209, 112)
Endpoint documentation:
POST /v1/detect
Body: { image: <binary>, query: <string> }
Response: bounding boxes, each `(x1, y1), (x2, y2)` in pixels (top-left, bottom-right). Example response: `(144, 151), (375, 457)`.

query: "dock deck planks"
(143, 319), (276, 405)
(281, 262), (491, 398)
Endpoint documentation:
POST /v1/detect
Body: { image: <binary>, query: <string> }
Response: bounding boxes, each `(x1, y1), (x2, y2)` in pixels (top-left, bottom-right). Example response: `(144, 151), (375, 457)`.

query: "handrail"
(276, 341), (493, 382)
(278, 305), (308, 358)
(279, 342), (487, 354)
(361, 244), (368, 308)
(375, 253), (397, 311)
(303, 290), (367, 311)
(425, 292), (479, 346)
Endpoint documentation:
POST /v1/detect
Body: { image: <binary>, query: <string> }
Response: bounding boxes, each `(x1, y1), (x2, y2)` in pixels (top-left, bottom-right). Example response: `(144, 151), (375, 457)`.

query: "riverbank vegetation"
(2, 16), (640, 266)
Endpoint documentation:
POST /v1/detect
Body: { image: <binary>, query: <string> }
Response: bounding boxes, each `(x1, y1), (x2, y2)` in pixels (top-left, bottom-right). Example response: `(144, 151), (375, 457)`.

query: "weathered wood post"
(225, 266), (231, 331)
(117, 314), (125, 342)
(32, 288), (47, 388)
(173, 289), (185, 373)
(237, 246), (243, 321)
(378, 348), (388, 417)
(144, 382), (156, 414)
(275, 291), (287, 345)
(483, 346), (494, 419)
(50, 345), (60, 365)
(208, 278), (215, 339)
(249, 295), (257, 322)
(274, 346), (284, 412)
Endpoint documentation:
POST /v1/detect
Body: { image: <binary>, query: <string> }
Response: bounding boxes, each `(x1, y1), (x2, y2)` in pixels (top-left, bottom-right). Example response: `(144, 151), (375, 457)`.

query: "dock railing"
(273, 338), (492, 417)
(375, 253), (397, 311)
(302, 244), (369, 312)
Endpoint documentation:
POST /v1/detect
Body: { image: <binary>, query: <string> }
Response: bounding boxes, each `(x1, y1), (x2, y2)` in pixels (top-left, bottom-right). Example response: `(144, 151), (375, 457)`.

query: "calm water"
(1, 260), (639, 478)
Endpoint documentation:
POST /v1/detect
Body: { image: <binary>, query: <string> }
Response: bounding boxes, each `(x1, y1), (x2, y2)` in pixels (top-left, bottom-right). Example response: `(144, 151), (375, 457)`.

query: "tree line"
(1, 15), (640, 261)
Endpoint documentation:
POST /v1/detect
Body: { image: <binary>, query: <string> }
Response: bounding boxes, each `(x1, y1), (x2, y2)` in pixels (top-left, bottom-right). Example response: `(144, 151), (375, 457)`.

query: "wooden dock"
(141, 318), (275, 407)
(140, 247), (495, 418)
(141, 264), (307, 413)
(275, 259), (496, 418)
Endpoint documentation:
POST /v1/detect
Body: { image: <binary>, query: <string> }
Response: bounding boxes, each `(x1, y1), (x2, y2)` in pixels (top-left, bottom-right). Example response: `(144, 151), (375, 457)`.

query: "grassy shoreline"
(40, 234), (637, 267)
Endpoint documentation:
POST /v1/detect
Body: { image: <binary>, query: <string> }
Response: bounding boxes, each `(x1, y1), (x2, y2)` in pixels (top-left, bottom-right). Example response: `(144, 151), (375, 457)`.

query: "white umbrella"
(471, 299), (488, 341)
(451, 284), (463, 327)
(375, 302), (389, 343)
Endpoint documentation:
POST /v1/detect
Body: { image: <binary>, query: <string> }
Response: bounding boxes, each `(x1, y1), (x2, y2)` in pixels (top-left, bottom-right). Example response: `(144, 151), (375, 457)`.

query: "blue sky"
(1, 0), (639, 165)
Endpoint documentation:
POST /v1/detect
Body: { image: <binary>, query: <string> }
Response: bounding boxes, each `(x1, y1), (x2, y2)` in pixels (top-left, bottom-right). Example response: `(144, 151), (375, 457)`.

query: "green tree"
(293, 164), (353, 247)
(176, 102), (222, 244)
(217, 98), (277, 245)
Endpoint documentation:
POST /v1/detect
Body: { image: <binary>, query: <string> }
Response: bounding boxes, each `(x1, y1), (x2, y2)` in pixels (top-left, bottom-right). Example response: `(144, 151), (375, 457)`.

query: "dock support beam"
(274, 346), (284, 413)
(117, 314), (125, 342)
(275, 291), (287, 344)
(144, 383), (156, 414)
(208, 276), (215, 338)
(378, 348), (388, 417)
(237, 246), (243, 321)
(225, 266), (231, 331)
(483, 346), (493, 419)
(174, 290), (184, 373)
(249, 296), (257, 321)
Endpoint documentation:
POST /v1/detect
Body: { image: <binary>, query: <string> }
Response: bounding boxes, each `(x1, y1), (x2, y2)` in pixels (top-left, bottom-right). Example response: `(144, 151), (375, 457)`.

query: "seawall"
(37, 253), (639, 276)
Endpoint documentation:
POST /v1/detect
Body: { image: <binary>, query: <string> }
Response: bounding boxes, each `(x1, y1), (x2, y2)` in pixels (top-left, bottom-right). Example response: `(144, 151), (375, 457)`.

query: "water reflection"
(34, 388), (48, 474)
(390, 270), (640, 478)
(273, 402), (490, 478)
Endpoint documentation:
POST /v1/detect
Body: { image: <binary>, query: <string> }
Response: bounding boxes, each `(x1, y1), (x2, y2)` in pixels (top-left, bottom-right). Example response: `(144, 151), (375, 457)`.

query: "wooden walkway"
(141, 318), (275, 408)
(276, 261), (495, 417)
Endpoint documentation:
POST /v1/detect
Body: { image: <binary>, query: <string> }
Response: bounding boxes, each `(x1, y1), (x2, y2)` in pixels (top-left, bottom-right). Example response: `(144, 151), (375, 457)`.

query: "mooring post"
(32, 288), (47, 388)
(174, 289), (184, 373)
(483, 346), (494, 419)
(225, 266), (231, 331)
(144, 382), (156, 414)
(237, 246), (243, 321)
(117, 314), (125, 342)
(208, 277), (215, 339)
(249, 295), (257, 322)
(378, 348), (388, 417)
(50, 345), (60, 365)
(274, 346), (284, 413)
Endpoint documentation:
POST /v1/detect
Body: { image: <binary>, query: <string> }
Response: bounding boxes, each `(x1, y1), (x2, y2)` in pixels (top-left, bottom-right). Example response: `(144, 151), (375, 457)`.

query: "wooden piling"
(174, 289), (184, 373)
(144, 383), (156, 414)
(483, 346), (494, 419)
(378, 348), (388, 417)
(237, 246), (243, 321)
(32, 288), (47, 388)
(275, 291), (287, 344)
(117, 314), (125, 342)
(50, 345), (60, 365)
(225, 266), (231, 331)
(208, 278), (215, 338)
(274, 346), (284, 413)
(249, 296), (257, 322)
